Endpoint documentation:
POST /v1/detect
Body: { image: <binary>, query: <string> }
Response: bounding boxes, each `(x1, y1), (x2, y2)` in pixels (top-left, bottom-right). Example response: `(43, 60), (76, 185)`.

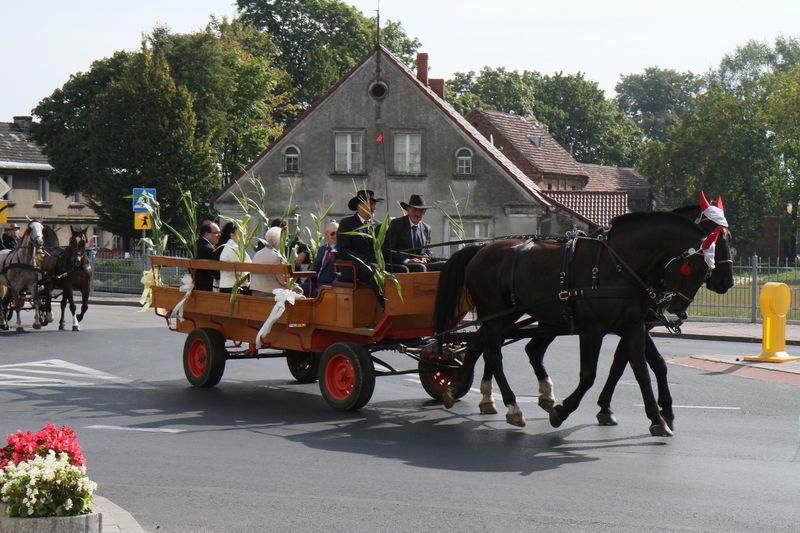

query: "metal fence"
(91, 253), (800, 322)
(90, 251), (187, 295)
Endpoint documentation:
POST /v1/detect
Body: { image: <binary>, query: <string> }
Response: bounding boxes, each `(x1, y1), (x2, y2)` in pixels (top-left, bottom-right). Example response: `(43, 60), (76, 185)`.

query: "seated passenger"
(250, 227), (285, 297)
(194, 220), (221, 291)
(269, 217), (309, 269)
(304, 221), (338, 297)
(384, 194), (442, 272)
(218, 222), (251, 294)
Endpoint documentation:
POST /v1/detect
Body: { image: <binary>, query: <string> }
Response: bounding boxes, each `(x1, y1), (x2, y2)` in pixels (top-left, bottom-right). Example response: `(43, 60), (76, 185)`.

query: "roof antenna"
(375, 1), (381, 80)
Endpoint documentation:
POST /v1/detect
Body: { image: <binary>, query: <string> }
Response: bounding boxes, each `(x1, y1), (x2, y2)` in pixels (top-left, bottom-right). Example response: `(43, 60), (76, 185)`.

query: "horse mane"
(609, 211), (703, 239)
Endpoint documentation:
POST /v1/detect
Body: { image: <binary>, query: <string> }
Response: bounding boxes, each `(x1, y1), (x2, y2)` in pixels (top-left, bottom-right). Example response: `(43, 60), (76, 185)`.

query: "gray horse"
(0, 221), (45, 332)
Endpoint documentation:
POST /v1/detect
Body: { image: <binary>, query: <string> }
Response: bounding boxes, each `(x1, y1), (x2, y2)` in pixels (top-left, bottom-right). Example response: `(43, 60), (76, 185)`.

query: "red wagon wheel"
(318, 343), (375, 411)
(183, 328), (227, 388)
(418, 358), (473, 402)
(286, 350), (320, 383)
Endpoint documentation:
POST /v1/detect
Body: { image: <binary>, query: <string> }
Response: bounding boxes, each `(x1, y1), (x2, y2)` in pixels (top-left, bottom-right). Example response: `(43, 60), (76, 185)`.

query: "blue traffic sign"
(132, 188), (157, 212)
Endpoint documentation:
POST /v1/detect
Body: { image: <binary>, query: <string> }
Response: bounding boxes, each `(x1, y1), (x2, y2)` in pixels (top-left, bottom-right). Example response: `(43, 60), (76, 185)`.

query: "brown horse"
(0, 221), (45, 332)
(434, 211), (722, 437)
(40, 226), (92, 331)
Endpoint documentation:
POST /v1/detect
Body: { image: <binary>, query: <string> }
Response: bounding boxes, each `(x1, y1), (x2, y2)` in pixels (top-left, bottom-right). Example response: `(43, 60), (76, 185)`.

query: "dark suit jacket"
(194, 237), (220, 291)
(383, 215), (432, 265)
(313, 243), (337, 285)
(337, 214), (377, 264)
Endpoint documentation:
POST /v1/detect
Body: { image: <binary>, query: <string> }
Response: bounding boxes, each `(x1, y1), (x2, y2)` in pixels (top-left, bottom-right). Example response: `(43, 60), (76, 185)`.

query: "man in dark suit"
(337, 190), (382, 286)
(306, 221), (339, 297)
(194, 220), (221, 291)
(384, 194), (441, 272)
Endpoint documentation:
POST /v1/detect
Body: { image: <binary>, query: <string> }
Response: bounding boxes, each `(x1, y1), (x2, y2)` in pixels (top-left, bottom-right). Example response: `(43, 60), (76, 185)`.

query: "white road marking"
(85, 425), (184, 434)
(634, 403), (740, 410)
(0, 359), (131, 387)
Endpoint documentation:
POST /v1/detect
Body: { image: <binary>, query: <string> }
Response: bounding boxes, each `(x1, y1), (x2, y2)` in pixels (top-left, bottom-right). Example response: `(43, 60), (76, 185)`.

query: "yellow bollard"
(744, 282), (800, 362)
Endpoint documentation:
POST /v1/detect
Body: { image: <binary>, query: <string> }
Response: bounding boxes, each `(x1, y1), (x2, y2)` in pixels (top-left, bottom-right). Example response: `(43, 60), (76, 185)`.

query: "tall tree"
(31, 21), (294, 245)
(236, 0), (421, 107)
(638, 84), (781, 248)
(614, 67), (701, 142)
(87, 48), (217, 243)
(533, 72), (643, 166)
(707, 36), (800, 98)
(446, 67), (538, 117)
(147, 19), (297, 182)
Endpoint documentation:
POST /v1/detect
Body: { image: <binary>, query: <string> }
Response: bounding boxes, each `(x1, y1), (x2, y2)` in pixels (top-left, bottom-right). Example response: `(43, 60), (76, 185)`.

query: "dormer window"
(527, 134), (541, 147)
(455, 147), (473, 175)
(284, 145), (301, 174)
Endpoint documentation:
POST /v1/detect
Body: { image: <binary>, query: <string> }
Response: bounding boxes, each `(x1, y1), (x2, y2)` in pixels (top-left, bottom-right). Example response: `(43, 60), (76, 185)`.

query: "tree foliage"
(614, 67), (701, 142)
(237, 0), (421, 107)
(31, 20), (294, 246)
(446, 68), (642, 166)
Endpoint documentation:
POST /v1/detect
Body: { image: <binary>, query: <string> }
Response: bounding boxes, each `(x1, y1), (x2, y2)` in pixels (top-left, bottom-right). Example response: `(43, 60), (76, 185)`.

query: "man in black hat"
(384, 194), (440, 272)
(337, 190), (383, 287)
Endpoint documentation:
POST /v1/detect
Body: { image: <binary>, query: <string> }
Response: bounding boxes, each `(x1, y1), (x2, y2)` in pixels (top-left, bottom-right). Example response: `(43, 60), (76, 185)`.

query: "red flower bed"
(0, 423), (86, 468)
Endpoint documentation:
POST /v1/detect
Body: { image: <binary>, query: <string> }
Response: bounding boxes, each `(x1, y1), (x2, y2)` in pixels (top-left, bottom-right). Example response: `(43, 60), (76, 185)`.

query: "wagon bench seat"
(149, 256), (440, 349)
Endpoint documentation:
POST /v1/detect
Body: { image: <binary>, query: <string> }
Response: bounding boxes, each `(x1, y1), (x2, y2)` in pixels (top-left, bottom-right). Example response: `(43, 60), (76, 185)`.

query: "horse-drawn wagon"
(149, 256), (470, 411)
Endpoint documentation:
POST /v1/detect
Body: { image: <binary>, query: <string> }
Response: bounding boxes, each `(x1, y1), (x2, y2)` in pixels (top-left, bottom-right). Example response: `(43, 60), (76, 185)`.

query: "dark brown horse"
(40, 226), (92, 331)
(434, 211), (722, 437)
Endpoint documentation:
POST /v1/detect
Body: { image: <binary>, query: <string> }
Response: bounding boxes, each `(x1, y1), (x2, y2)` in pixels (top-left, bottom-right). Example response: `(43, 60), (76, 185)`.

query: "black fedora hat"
(400, 194), (432, 210)
(348, 189), (384, 210)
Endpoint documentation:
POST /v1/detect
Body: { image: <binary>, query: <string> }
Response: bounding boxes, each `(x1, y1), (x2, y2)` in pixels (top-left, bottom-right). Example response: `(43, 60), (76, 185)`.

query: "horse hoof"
(649, 423), (674, 437)
(549, 406), (564, 428)
(506, 412), (526, 427)
(441, 389), (456, 409)
(58, 325), (65, 331)
(72, 325), (80, 332)
(660, 412), (675, 432)
(537, 397), (555, 413)
(15, 327), (24, 333)
(33, 323), (41, 330)
(597, 411), (618, 426)
(479, 401), (498, 415)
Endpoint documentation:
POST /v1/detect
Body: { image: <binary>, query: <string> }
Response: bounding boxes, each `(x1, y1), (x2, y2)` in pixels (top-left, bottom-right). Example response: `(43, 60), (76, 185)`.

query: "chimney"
(429, 78), (445, 99)
(566, 142), (574, 156)
(13, 116), (32, 134)
(416, 53), (429, 85)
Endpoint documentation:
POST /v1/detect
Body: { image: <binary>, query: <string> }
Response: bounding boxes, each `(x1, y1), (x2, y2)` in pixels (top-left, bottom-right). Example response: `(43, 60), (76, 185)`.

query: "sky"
(3, 0), (799, 121)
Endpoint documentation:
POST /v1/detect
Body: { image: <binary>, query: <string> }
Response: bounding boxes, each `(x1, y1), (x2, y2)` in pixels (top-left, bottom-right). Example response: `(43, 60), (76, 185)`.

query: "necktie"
(412, 225), (421, 249)
(320, 248), (331, 270)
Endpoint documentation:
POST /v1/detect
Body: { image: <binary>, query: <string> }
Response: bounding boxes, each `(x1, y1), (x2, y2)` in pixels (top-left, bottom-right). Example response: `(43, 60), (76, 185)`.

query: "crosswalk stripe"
(0, 359), (131, 387)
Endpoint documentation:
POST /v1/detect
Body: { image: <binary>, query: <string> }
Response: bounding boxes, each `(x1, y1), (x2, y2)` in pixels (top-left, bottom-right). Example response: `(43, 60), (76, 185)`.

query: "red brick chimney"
(416, 53), (429, 86)
(429, 78), (445, 99)
(13, 116), (32, 134)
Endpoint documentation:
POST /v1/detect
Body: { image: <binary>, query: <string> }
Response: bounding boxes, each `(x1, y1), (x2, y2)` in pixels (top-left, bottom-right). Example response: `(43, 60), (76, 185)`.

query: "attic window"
(369, 81), (388, 101)
(527, 134), (541, 147)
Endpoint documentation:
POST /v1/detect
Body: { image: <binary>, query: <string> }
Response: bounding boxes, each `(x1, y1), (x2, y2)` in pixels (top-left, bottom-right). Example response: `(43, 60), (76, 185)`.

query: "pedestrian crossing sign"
(134, 212), (152, 230)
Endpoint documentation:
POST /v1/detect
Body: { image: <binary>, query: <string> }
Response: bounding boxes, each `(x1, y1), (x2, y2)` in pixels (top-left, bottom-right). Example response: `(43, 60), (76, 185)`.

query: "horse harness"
(508, 231), (711, 335)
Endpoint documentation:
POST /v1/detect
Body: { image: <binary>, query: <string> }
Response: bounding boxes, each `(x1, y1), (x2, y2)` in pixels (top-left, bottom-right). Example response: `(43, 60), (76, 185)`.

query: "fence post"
(751, 253), (759, 323)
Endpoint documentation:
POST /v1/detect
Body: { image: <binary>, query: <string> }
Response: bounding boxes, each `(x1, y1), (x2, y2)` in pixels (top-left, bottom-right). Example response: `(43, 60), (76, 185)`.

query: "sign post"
(132, 188), (156, 265)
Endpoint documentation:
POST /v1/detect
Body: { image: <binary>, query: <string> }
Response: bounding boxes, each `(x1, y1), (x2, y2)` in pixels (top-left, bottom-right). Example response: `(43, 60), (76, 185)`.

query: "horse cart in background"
(149, 256), (471, 411)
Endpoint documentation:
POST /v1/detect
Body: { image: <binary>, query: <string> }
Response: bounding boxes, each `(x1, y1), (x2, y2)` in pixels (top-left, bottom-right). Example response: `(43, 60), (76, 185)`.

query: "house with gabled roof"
(0, 116), (112, 248)
(466, 109), (655, 227)
(211, 47), (591, 245)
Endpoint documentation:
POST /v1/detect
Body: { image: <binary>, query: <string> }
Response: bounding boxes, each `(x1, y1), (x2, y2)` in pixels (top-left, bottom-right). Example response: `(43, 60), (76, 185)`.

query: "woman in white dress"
(218, 222), (251, 294)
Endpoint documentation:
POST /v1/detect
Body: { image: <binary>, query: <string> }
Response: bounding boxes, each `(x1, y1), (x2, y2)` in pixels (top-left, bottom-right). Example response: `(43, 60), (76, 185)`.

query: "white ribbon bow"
(168, 274), (194, 321)
(139, 270), (155, 313)
(254, 286), (306, 349)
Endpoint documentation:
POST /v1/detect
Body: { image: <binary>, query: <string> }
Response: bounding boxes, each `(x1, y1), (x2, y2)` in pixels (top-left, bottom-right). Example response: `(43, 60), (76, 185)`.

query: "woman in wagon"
(218, 222), (251, 294)
(250, 226), (285, 297)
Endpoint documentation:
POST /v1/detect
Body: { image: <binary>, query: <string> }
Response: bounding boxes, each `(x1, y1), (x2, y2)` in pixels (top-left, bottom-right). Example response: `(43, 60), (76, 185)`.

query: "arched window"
(284, 145), (301, 174)
(455, 147), (473, 175)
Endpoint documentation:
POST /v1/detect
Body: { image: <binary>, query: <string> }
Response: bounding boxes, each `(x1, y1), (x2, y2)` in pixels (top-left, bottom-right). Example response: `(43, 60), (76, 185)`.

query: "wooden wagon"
(149, 256), (471, 410)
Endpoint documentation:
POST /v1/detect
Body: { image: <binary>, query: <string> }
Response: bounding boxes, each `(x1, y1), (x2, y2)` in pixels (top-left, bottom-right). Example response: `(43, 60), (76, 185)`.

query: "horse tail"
(434, 245), (482, 333)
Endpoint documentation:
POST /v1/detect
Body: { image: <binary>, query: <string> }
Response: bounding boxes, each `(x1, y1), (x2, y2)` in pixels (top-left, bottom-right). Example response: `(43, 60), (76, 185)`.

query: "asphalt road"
(1, 306), (799, 532)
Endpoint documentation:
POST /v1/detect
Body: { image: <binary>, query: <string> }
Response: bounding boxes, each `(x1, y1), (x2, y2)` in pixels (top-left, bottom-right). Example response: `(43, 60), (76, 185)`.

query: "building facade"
(212, 48), (590, 246)
(0, 116), (115, 249)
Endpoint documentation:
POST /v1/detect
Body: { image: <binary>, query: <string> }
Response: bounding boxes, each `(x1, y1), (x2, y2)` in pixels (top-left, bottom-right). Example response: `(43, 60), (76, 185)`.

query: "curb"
(94, 496), (145, 533)
(651, 331), (800, 346)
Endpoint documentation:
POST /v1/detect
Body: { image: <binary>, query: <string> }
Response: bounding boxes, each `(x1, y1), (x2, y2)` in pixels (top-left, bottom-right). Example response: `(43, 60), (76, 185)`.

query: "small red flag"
(376, 133), (383, 142)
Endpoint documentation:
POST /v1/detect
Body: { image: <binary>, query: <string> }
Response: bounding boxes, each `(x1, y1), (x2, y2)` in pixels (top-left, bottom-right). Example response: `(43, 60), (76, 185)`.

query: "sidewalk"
(95, 496), (145, 533)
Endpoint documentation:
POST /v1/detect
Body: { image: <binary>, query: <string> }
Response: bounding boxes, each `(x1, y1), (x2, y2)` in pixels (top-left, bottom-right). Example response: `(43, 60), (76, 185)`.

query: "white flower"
(64, 498), (73, 510)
